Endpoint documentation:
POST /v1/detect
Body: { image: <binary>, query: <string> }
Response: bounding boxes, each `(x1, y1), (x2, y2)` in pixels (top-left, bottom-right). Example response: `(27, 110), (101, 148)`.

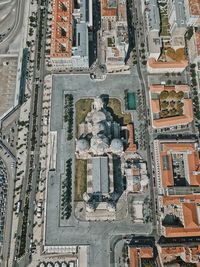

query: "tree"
(190, 63), (196, 69)
(166, 80), (172, 85)
(191, 79), (197, 86)
(185, 26), (193, 40)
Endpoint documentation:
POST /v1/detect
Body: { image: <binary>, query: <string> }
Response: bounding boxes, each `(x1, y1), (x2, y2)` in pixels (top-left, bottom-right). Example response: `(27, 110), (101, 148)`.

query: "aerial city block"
(0, 0), (200, 266)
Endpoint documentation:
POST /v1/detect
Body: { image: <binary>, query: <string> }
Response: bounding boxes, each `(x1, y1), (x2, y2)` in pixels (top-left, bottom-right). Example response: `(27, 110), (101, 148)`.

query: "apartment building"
(50, 0), (93, 69)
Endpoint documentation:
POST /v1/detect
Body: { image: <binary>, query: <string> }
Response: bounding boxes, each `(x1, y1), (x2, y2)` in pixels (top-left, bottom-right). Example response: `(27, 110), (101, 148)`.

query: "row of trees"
(61, 159), (72, 220)
(64, 94), (74, 140)
(18, 198), (29, 257)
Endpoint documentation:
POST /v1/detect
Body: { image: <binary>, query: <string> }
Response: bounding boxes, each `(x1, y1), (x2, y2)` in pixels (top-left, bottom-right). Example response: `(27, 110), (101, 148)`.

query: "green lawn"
(108, 98), (132, 124)
(160, 15), (169, 36)
(75, 99), (93, 137)
(74, 159), (87, 201)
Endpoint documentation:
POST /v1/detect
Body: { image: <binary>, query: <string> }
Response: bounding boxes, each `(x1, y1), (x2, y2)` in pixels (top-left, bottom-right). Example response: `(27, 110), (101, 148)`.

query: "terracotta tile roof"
(132, 168), (140, 176)
(140, 247), (154, 258)
(151, 100), (160, 113)
(130, 248), (139, 267)
(151, 99), (193, 128)
(126, 124), (137, 152)
(161, 247), (185, 255)
(148, 58), (188, 69)
(161, 247), (185, 262)
(188, 0), (200, 16)
(150, 85), (190, 93)
(101, 0), (117, 16)
(162, 194), (200, 205)
(129, 247), (153, 267)
(165, 227), (200, 237)
(194, 32), (200, 56)
(149, 85), (193, 128)
(161, 246), (200, 264)
(162, 195), (200, 237)
(159, 149), (173, 187)
(50, 0), (72, 58)
(158, 142), (200, 187)
(182, 203), (199, 228)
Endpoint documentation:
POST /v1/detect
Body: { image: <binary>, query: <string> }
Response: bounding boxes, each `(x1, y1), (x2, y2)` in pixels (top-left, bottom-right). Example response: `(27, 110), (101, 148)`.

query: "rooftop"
(146, 0), (161, 31)
(149, 85), (193, 128)
(160, 245), (200, 265)
(174, 0), (186, 28)
(126, 124), (137, 152)
(147, 57), (188, 70)
(188, 0), (200, 16)
(92, 156), (109, 193)
(100, 0), (129, 68)
(101, 0), (117, 16)
(161, 195), (200, 237)
(129, 247), (154, 267)
(194, 31), (200, 56)
(50, 0), (72, 58)
(156, 141), (200, 187)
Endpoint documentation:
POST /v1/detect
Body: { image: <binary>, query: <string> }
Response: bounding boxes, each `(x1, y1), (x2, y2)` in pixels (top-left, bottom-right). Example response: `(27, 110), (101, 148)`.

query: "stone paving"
(42, 72), (152, 267)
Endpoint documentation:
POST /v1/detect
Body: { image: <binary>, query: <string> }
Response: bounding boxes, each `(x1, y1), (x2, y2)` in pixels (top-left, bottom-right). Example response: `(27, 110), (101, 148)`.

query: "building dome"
(92, 111), (106, 124)
(92, 122), (107, 135)
(110, 138), (123, 153)
(90, 134), (109, 154)
(133, 176), (140, 184)
(76, 139), (89, 152)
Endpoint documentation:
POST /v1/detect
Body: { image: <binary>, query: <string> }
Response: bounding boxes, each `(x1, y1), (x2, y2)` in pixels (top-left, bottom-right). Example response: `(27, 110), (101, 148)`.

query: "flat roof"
(147, 0), (160, 31)
(75, 23), (88, 57)
(174, 0), (186, 27)
(92, 156), (109, 194)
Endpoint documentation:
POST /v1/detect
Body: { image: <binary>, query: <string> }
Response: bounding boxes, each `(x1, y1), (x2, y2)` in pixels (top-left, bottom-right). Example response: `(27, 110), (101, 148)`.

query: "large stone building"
(153, 139), (200, 193)
(99, 0), (130, 71)
(145, 0), (162, 60)
(149, 84), (193, 129)
(50, 0), (93, 69)
(146, 0), (188, 73)
(159, 194), (200, 237)
(75, 97), (148, 220)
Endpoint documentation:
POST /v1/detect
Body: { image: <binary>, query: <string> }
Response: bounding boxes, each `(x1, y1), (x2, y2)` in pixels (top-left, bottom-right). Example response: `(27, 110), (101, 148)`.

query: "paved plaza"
(45, 72), (152, 267)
